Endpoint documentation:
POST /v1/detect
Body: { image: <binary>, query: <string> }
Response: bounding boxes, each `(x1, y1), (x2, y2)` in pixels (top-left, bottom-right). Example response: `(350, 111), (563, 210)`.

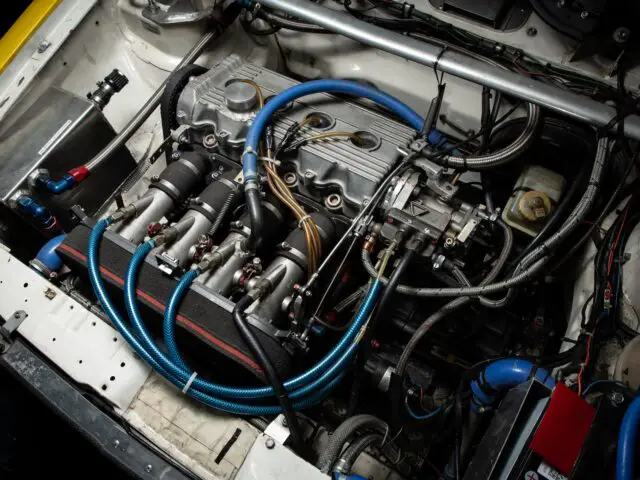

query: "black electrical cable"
(160, 64), (208, 161)
(551, 146), (640, 273)
(256, 9), (331, 33)
(231, 295), (305, 453)
(240, 17), (281, 36)
(425, 103), (522, 162)
(507, 142), (595, 272)
(352, 0), (620, 101)
(479, 87), (492, 152)
(348, 247), (416, 416)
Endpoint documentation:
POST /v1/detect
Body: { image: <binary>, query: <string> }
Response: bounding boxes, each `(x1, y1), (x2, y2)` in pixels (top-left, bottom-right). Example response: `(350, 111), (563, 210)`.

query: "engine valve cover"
(177, 55), (416, 213)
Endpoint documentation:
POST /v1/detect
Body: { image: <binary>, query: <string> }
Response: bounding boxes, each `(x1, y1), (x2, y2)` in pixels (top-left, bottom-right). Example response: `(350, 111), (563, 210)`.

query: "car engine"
(1, 1), (640, 479)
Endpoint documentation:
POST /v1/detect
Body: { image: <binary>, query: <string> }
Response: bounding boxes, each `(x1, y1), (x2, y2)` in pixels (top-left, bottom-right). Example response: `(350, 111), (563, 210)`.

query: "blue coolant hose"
(88, 219), (379, 413)
(617, 396), (640, 480)
(471, 359), (556, 410)
(241, 79), (425, 183)
(157, 264), (363, 400)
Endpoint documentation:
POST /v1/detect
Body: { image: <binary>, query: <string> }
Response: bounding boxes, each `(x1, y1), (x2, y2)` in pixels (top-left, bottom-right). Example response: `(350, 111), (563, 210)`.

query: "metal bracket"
(1, 310), (28, 341)
(264, 414), (291, 445)
(412, 156), (459, 201)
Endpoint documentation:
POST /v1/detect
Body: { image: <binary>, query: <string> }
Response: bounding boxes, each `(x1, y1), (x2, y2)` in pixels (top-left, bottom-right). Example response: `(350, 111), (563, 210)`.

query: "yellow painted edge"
(0, 0), (63, 74)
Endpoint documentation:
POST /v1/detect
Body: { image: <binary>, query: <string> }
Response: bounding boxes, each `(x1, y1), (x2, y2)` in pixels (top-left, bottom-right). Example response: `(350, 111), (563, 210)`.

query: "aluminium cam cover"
(176, 54), (416, 210)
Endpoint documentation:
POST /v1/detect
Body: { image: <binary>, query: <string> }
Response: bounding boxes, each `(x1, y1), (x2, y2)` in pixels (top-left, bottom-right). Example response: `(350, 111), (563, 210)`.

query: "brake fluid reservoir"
(502, 165), (565, 237)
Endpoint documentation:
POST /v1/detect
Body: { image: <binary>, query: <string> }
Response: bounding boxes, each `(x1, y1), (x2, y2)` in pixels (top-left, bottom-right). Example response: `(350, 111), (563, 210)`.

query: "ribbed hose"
(160, 274), (380, 400)
(507, 149), (593, 271)
(126, 241), (360, 403)
(88, 221), (342, 414)
(395, 220), (514, 377)
(617, 395), (640, 480)
(436, 103), (541, 170)
(517, 136), (609, 270)
(316, 414), (388, 473)
(334, 433), (383, 474)
(208, 190), (239, 238)
(361, 137), (607, 298)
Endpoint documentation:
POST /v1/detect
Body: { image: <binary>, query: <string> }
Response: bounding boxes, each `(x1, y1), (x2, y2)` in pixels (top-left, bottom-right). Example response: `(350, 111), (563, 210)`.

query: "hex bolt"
(203, 134), (217, 148)
(610, 391), (625, 406)
(265, 437), (275, 449)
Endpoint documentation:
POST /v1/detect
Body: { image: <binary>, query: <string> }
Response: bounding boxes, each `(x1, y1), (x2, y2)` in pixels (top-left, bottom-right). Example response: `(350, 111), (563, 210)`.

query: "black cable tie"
(433, 47), (447, 86)
(561, 337), (579, 344)
(402, 2), (415, 18)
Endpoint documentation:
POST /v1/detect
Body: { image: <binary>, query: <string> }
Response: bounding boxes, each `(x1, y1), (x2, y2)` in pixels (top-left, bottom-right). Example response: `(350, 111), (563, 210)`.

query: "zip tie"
(241, 147), (257, 166)
(182, 371), (198, 394)
(298, 214), (311, 228)
(258, 156), (281, 166)
(380, 424), (390, 448)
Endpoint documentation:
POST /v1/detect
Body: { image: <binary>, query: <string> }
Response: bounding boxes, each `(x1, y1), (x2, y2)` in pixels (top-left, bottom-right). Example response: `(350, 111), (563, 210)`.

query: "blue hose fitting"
(334, 474), (368, 480)
(471, 359), (555, 412)
(427, 129), (462, 155)
(617, 396), (640, 480)
(16, 196), (58, 231)
(31, 235), (66, 275)
(37, 174), (77, 194)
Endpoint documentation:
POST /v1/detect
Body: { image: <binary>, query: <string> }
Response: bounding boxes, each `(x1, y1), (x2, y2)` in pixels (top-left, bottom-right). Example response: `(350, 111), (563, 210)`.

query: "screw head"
(527, 27), (538, 37)
(145, 464), (153, 473)
(609, 391), (625, 406)
(580, 11), (589, 19)
(614, 27), (631, 44)
(265, 437), (275, 449)
(113, 440), (120, 448)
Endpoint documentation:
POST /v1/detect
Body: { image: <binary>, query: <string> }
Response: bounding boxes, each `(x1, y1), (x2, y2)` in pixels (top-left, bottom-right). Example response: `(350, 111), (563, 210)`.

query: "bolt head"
(609, 391), (625, 406)
(265, 437), (275, 449)
(145, 465), (153, 473)
(527, 27), (538, 36)
(580, 11), (589, 19)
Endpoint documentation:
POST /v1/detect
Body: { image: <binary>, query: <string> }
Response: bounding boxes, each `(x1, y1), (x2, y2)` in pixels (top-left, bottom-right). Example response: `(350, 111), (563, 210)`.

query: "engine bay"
(1, 1), (640, 479)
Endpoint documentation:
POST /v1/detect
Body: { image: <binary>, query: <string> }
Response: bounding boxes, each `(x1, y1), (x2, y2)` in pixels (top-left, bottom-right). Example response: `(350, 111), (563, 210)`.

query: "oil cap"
(224, 81), (258, 112)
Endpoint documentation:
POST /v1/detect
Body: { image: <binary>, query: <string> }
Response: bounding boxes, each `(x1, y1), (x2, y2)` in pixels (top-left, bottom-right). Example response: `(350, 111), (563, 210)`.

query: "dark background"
(1, 1), (32, 37)
(0, 367), (132, 478)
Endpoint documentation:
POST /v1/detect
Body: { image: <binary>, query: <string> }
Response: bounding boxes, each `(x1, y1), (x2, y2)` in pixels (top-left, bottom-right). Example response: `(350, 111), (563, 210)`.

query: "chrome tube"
(255, 0), (640, 141)
(85, 31), (217, 171)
